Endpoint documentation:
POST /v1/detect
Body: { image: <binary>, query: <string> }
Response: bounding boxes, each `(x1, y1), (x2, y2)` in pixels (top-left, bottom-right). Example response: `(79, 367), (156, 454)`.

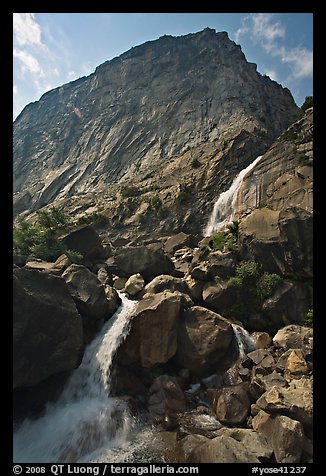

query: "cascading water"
(204, 155), (263, 236)
(13, 293), (142, 463)
(231, 324), (256, 358)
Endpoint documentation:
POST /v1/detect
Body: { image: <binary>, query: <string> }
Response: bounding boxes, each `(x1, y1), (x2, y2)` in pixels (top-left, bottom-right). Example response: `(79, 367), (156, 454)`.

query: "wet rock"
(148, 375), (188, 422)
(13, 268), (83, 389)
(175, 306), (234, 377)
(115, 291), (182, 368)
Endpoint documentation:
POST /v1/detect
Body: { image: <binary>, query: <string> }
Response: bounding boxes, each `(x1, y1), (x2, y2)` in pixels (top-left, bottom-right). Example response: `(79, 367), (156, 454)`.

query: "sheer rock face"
(13, 28), (298, 216)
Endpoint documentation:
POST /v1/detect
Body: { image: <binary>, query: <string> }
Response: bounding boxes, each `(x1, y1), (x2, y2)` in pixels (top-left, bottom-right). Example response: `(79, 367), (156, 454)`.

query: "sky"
(13, 13), (313, 120)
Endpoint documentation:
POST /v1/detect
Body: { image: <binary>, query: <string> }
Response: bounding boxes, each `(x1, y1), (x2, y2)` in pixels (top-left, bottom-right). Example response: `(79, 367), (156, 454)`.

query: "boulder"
(202, 282), (239, 315)
(164, 232), (196, 255)
(215, 428), (273, 460)
(172, 434), (260, 463)
(96, 266), (113, 286)
(250, 332), (272, 349)
(212, 383), (252, 425)
(284, 349), (309, 380)
(62, 265), (111, 335)
(144, 274), (191, 296)
(114, 291), (182, 368)
(107, 243), (174, 281)
(148, 375), (188, 421)
(124, 273), (145, 296)
(103, 285), (121, 316)
(13, 268), (83, 389)
(25, 259), (62, 275)
(273, 325), (313, 352)
(60, 225), (102, 259)
(185, 277), (203, 301)
(206, 252), (238, 280)
(256, 377), (313, 427)
(175, 306), (235, 377)
(262, 281), (311, 329)
(239, 207), (313, 279)
(190, 263), (209, 281)
(247, 349), (275, 371)
(252, 410), (305, 463)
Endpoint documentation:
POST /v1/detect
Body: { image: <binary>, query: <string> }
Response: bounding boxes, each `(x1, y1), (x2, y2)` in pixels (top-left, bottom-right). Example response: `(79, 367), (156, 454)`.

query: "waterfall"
(232, 324), (256, 358)
(13, 293), (139, 463)
(204, 155), (263, 236)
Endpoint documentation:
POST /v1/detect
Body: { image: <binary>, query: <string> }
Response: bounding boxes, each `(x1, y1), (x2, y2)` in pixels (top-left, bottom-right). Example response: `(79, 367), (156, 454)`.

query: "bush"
(305, 308), (313, 327)
(212, 230), (237, 252)
(178, 184), (193, 203)
(120, 185), (141, 198)
(191, 158), (201, 168)
(227, 260), (283, 326)
(13, 207), (72, 261)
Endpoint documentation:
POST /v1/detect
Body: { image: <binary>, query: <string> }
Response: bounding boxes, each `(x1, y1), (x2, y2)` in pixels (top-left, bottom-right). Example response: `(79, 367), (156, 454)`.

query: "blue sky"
(13, 13), (313, 120)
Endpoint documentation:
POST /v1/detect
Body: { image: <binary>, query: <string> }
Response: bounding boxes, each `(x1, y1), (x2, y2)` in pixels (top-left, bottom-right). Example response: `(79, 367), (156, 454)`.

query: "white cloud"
(280, 46), (313, 78)
(13, 85), (18, 95)
(13, 48), (43, 76)
(263, 69), (278, 81)
(13, 13), (43, 47)
(234, 13), (313, 81)
(252, 13), (285, 46)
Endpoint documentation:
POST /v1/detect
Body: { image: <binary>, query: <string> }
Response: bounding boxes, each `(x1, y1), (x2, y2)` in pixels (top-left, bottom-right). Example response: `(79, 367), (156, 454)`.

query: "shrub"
(212, 229), (237, 253)
(120, 185), (141, 198)
(178, 184), (193, 203)
(65, 249), (84, 264)
(227, 260), (283, 326)
(304, 308), (313, 327)
(191, 158), (201, 168)
(227, 220), (239, 239)
(13, 207), (71, 261)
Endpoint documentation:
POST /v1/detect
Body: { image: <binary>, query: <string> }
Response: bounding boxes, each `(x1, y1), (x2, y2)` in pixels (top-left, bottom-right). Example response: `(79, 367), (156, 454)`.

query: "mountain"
(13, 27), (298, 231)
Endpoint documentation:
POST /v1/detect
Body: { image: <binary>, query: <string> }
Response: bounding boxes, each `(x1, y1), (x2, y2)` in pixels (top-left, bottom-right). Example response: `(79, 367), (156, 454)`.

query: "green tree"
(13, 207), (71, 261)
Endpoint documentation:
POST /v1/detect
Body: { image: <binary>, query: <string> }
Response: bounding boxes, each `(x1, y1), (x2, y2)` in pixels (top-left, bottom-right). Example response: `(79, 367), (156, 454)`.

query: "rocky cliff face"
(13, 28), (298, 218)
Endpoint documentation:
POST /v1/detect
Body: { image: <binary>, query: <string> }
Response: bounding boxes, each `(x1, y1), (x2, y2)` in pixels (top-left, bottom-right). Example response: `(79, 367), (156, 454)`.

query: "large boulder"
(175, 306), (235, 377)
(202, 282), (239, 315)
(164, 232), (197, 255)
(212, 383), (252, 425)
(171, 434), (261, 463)
(13, 268), (83, 389)
(252, 410), (305, 463)
(273, 325), (313, 352)
(60, 225), (102, 259)
(261, 281), (311, 329)
(62, 265), (115, 337)
(114, 291), (182, 368)
(255, 377), (313, 428)
(106, 243), (175, 281)
(215, 428), (273, 460)
(239, 207), (313, 279)
(144, 274), (191, 296)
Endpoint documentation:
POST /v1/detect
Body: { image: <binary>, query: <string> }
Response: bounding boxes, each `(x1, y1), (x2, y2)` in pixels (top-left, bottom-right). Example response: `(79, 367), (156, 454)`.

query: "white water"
(231, 324), (256, 358)
(13, 293), (141, 463)
(204, 155), (263, 236)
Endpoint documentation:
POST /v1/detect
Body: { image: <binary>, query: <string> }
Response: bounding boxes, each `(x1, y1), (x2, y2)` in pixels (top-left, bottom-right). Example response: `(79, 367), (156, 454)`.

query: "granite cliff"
(13, 27), (298, 227)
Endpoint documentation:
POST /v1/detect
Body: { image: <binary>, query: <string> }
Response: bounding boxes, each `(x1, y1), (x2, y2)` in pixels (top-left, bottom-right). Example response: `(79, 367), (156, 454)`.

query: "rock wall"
(13, 28), (298, 215)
